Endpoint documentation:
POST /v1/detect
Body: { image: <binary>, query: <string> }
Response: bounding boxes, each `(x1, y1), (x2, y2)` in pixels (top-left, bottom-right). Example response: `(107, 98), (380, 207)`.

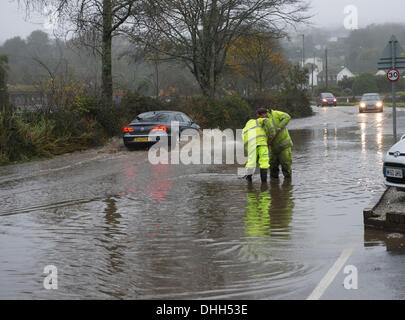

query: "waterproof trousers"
(245, 145), (270, 176)
(270, 147), (292, 178)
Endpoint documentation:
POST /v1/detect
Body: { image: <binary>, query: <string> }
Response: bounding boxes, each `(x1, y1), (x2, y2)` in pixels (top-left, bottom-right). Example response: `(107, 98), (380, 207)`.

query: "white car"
(383, 135), (405, 191)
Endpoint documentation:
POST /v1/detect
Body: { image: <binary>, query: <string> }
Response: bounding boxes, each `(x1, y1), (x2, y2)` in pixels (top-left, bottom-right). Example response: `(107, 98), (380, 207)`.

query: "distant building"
(337, 67), (355, 82)
(305, 57), (323, 72)
(305, 57), (324, 87)
(7, 85), (45, 111)
(317, 67), (355, 85)
(306, 67), (320, 87)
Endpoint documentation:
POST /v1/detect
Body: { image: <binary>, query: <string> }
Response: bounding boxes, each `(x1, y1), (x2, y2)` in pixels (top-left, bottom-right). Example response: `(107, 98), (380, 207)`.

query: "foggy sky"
(0, 0), (405, 43)
(310, 0), (405, 28)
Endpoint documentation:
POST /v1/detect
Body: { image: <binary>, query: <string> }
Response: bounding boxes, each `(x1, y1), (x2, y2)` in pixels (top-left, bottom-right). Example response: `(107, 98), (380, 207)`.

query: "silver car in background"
(359, 93), (384, 113)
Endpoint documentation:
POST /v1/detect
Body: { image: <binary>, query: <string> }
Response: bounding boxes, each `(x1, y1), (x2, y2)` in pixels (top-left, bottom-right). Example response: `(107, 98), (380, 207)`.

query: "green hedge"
(175, 95), (250, 130)
(247, 90), (313, 119)
(1, 90), (312, 166)
(0, 111), (38, 164)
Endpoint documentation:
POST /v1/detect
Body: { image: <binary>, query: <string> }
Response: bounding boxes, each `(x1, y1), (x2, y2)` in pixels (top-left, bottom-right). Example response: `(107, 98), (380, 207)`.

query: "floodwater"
(1, 106), (405, 299)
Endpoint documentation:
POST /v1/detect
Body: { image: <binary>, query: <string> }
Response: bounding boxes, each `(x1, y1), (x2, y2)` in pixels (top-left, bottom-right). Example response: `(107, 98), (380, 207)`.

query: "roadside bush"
(0, 85), (313, 166)
(246, 92), (278, 114)
(352, 73), (378, 95)
(397, 92), (405, 102)
(119, 92), (169, 117)
(178, 95), (220, 129)
(275, 64), (312, 118)
(0, 110), (38, 163)
(276, 88), (312, 118)
(316, 85), (343, 97)
(217, 95), (251, 129)
(178, 94), (250, 129)
(383, 91), (405, 103)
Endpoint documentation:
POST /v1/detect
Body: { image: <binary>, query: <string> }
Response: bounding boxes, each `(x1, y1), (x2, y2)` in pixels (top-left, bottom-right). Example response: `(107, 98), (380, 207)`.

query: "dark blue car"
(123, 111), (200, 149)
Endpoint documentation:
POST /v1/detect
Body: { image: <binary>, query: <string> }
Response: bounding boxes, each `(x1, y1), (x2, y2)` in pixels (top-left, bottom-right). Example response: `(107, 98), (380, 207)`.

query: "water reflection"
(360, 122), (367, 155)
(376, 113), (384, 158)
(268, 180), (294, 237)
(245, 184), (271, 238)
(146, 164), (172, 201)
(364, 229), (405, 253)
(102, 197), (125, 273)
(322, 125), (338, 159)
(241, 180), (295, 262)
(245, 180), (294, 239)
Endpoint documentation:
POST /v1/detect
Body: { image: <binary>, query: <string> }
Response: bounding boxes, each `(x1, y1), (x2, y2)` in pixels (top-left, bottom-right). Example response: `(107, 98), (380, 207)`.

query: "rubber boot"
(260, 169), (268, 183)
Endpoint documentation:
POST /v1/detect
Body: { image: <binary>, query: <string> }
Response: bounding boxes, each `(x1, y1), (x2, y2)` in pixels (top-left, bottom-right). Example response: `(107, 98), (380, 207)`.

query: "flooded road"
(1, 106), (405, 299)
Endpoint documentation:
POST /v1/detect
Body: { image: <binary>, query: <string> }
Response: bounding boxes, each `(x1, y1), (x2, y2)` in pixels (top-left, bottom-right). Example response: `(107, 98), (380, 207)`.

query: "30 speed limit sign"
(387, 68), (401, 82)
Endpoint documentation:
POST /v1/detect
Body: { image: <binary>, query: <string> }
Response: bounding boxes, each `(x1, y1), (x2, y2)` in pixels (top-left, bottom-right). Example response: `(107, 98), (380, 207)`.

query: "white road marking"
(307, 247), (354, 300)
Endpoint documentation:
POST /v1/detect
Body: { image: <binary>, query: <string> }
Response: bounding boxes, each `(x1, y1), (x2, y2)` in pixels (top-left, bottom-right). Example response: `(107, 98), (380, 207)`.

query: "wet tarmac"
(1, 106), (405, 299)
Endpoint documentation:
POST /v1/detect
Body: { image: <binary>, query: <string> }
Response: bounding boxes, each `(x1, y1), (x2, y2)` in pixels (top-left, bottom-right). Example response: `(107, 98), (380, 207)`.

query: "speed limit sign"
(387, 68), (401, 82)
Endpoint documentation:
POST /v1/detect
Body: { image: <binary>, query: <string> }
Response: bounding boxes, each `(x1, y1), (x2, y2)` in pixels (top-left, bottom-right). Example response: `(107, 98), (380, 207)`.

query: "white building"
(305, 57), (323, 87)
(317, 66), (355, 85)
(305, 57), (323, 72)
(336, 67), (355, 82)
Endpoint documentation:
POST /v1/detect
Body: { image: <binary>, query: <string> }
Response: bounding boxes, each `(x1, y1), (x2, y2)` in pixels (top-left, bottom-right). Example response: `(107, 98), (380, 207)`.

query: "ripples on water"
(0, 107), (395, 299)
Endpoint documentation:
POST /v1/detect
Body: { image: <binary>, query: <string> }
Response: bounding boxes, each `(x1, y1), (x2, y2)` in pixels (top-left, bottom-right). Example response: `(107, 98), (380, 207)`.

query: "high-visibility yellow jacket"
(242, 118), (268, 152)
(265, 109), (293, 152)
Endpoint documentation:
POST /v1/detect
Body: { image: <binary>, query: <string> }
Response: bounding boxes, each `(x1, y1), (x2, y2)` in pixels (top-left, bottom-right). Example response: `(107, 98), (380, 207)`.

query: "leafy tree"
(0, 37), (29, 84)
(352, 73), (378, 95)
(277, 64), (312, 117)
(375, 75), (393, 93)
(338, 76), (355, 91)
(226, 33), (287, 93)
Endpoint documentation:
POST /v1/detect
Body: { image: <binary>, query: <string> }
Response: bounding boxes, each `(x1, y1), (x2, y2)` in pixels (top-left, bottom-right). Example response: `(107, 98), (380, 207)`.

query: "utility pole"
(311, 53), (315, 97)
(302, 34), (305, 68)
(325, 48), (328, 89)
(377, 35), (405, 143)
(391, 39), (397, 142)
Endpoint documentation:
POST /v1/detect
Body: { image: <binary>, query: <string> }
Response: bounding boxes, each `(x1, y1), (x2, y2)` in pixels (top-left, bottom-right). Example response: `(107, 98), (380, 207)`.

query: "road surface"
(1, 106), (405, 299)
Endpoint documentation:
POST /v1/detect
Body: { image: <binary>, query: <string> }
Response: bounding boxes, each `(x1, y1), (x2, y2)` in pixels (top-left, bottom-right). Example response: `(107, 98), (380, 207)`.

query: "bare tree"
(134, 0), (310, 98)
(226, 32), (287, 93)
(0, 55), (9, 113)
(18, 0), (138, 107)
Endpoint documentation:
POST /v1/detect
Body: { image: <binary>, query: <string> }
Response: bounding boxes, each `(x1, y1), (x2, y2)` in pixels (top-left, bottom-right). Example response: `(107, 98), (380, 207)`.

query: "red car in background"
(317, 92), (337, 107)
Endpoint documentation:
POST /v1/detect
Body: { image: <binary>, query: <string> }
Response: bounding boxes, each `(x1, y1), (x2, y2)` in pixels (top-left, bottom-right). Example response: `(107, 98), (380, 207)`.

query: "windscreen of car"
(133, 112), (173, 122)
(362, 95), (380, 101)
(180, 114), (192, 123)
(321, 93), (334, 98)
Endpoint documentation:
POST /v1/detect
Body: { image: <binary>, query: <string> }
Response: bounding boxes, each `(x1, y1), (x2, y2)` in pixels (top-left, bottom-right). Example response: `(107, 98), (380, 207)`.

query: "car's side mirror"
(401, 134), (405, 141)
(191, 120), (198, 124)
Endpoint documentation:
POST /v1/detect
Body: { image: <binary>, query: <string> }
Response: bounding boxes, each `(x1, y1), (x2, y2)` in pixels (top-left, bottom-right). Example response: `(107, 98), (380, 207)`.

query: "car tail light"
(123, 126), (134, 133)
(151, 125), (168, 131)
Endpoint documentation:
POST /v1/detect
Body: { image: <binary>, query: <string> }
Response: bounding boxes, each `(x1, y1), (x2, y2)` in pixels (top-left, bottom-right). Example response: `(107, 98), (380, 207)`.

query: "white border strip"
(307, 247), (354, 300)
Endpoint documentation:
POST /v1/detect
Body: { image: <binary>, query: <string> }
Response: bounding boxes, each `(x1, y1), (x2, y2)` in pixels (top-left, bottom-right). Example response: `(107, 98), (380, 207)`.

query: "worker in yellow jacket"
(264, 108), (293, 179)
(242, 108), (271, 183)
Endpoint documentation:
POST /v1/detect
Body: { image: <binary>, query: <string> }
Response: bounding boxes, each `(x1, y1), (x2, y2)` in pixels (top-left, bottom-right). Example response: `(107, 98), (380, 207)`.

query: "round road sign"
(387, 68), (401, 82)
